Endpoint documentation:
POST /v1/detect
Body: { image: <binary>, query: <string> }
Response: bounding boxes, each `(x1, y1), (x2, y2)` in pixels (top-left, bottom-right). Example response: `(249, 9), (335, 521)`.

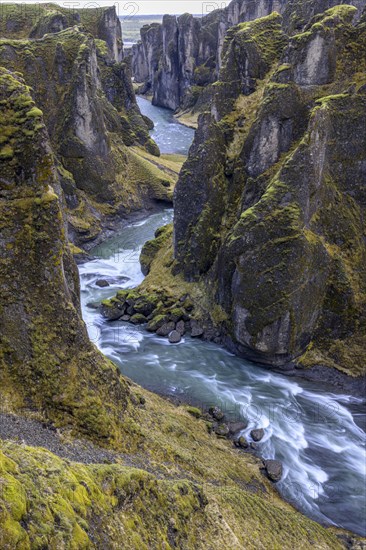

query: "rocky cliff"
(0, 65), (354, 550)
(114, 6), (366, 382)
(131, 0), (364, 114)
(172, 7), (366, 377)
(0, 67), (130, 440)
(0, 4), (174, 248)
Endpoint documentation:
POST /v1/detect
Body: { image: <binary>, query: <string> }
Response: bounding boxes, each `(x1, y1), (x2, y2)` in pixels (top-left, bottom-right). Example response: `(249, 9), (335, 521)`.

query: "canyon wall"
(131, 0), (364, 112)
(0, 68), (131, 439)
(172, 6), (366, 376)
(0, 4), (172, 247)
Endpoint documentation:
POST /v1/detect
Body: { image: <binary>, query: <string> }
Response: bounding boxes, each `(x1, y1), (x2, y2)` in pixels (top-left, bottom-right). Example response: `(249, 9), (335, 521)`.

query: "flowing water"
(136, 96), (195, 155)
(78, 101), (366, 537)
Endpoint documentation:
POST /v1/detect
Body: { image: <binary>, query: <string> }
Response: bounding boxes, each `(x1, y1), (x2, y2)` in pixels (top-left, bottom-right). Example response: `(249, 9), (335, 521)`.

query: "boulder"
(228, 421), (248, 435)
(234, 436), (249, 449)
(190, 321), (204, 337)
(263, 460), (283, 482)
(209, 406), (224, 421)
(156, 322), (176, 337)
(176, 320), (186, 335)
(96, 279), (110, 287)
(130, 313), (148, 324)
(251, 428), (264, 442)
(215, 424), (229, 437)
(169, 307), (185, 323)
(100, 302), (125, 320)
(86, 302), (100, 309)
(168, 330), (182, 344)
(146, 315), (168, 332)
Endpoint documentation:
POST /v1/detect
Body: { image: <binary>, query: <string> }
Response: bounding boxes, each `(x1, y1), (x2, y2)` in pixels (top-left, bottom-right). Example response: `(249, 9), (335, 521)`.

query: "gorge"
(0, 1), (365, 548)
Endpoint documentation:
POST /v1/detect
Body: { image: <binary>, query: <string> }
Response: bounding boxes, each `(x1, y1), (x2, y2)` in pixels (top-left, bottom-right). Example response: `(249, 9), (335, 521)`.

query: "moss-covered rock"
(140, 224), (172, 275)
(169, 10), (366, 377)
(0, 68), (131, 443)
(0, 5), (169, 247)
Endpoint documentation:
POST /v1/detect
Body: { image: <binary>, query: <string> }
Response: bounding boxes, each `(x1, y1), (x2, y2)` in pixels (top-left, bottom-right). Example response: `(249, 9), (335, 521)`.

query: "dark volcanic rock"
(228, 421), (248, 435)
(251, 428), (264, 442)
(96, 279), (110, 287)
(157, 322), (176, 337)
(214, 423), (230, 437)
(172, 7), (366, 378)
(190, 321), (204, 337)
(130, 314), (148, 325)
(176, 320), (186, 335)
(234, 436), (249, 449)
(168, 330), (182, 344)
(263, 460), (283, 482)
(209, 406), (225, 421)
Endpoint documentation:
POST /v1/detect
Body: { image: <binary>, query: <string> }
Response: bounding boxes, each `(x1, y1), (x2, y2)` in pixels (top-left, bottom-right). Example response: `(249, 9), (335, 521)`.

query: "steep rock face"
(175, 13), (287, 273)
(0, 3), (123, 60)
(132, 0), (289, 110)
(0, 68), (130, 439)
(132, 0), (365, 112)
(95, 5), (124, 62)
(173, 8), (366, 375)
(131, 22), (162, 90)
(282, 0), (365, 32)
(0, 8), (172, 246)
(154, 15), (180, 109)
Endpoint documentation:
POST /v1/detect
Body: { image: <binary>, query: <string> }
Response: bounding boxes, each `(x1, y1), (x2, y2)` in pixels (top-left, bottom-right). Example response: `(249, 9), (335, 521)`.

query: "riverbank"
(174, 109), (199, 129)
(135, 91), (199, 129)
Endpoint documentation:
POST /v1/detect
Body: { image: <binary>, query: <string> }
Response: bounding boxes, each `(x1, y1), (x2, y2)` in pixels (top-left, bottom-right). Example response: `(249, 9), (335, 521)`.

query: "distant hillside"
(120, 15), (163, 44)
(121, 14), (202, 44)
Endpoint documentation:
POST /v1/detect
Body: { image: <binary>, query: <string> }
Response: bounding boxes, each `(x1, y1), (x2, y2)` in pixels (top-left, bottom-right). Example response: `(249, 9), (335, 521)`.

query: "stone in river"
(234, 436), (249, 449)
(168, 330), (181, 344)
(190, 320), (204, 337)
(86, 302), (100, 309)
(251, 428), (264, 442)
(176, 320), (185, 335)
(96, 279), (110, 287)
(209, 406), (224, 421)
(156, 322), (175, 337)
(215, 423), (229, 437)
(263, 460), (283, 482)
(130, 313), (147, 324)
(228, 421), (248, 435)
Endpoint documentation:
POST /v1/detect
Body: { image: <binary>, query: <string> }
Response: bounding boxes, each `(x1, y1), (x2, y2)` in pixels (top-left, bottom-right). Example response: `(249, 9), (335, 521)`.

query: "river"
(78, 99), (366, 537)
(136, 96), (194, 155)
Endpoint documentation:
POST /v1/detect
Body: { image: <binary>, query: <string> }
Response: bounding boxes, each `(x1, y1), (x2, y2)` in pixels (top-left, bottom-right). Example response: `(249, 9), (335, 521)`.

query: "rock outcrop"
(0, 4), (173, 247)
(172, 7), (366, 376)
(0, 3), (123, 61)
(131, 0), (365, 113)
(0, 68), (130, 439)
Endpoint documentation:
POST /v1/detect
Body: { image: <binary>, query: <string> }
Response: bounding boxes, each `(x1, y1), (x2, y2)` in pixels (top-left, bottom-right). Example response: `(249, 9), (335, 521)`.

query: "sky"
(9, 0), (230, 16)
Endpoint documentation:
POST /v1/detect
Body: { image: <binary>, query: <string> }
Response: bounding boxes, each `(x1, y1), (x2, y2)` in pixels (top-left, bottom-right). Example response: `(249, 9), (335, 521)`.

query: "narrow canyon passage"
(79, 100), (366, 537)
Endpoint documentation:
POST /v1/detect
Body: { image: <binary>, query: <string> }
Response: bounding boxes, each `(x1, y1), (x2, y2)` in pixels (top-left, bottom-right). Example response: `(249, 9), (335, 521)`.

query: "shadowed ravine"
(79, 101), (366, 537)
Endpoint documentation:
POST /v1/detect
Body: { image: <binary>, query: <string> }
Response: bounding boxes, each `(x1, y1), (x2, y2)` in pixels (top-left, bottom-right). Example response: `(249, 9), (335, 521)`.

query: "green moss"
(0, 144), (14, 159)
(186, 406), (202, 418)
